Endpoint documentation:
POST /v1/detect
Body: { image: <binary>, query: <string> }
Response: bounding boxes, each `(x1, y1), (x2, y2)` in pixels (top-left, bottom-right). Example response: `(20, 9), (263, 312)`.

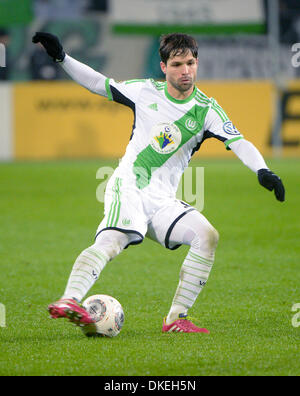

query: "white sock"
(166, 247), (214, 324)
(166, 304), (187, 325)
(62, 230), (130, 302)
(62, 246), (109, 302)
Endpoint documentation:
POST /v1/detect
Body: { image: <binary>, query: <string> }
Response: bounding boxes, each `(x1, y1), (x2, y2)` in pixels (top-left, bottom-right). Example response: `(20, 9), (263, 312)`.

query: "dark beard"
(170, 79), (193, 93)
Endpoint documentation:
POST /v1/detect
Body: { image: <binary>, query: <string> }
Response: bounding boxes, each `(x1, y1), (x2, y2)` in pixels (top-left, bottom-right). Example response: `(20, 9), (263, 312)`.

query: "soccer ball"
(81, 294), (124, 337)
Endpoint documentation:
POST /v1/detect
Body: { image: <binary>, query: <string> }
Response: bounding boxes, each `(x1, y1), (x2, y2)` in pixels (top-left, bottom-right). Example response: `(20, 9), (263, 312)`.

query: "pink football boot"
(162, 314), (210, 334)
(48, 298), (94, 327)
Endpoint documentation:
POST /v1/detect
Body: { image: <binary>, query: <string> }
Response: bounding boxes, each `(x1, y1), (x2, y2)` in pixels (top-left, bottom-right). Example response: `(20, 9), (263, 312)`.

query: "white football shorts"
(95, 175), (196, 249)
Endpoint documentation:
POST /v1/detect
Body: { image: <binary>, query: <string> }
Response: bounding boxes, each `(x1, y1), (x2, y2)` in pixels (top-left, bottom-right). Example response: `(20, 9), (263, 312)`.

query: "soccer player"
(32, 32), (285, 333)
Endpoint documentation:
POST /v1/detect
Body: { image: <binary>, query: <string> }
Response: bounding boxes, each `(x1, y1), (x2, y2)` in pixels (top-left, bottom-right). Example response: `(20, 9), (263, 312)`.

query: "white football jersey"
(105, 78), (243, 197)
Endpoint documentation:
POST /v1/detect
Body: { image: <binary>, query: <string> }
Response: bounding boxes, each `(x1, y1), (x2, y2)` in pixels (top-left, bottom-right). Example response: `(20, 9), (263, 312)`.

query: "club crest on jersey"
(150, 123), (181, 154)
(185, 118), (198, 132)
(223, 121), (240, 135)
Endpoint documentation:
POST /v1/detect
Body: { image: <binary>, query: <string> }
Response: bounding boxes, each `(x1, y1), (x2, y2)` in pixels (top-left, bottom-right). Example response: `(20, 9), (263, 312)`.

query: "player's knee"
(193, 223), (219, 253)
(93, 230), (129, 260)
(207, 226), (219, 251)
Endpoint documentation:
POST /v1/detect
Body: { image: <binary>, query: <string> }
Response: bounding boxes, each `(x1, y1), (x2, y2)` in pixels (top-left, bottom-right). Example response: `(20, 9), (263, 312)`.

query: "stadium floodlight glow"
(0, 43), (5, 68)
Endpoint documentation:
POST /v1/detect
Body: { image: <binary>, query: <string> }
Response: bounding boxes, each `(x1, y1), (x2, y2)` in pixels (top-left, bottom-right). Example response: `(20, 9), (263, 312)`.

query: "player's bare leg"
(163, 211), (219, 333)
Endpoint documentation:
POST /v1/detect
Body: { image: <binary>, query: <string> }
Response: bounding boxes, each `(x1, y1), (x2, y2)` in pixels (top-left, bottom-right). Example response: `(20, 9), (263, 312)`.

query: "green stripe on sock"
(188, 251), (213, 266)
(79, 261), (98, 272)
(69, 286), (84, 294)
(179, 286), (199, 296)
(76, 269), (93, 277)
(176, 293), (194, 303)
(72, 274), (91, 283)
(71, 280), (88, 288)
(81, 254), (102, 271)
(184, 258), (212, 270)
(86, 249), (107, 264)
(183, 267), (210, 278)
(182, 279), (201, 288)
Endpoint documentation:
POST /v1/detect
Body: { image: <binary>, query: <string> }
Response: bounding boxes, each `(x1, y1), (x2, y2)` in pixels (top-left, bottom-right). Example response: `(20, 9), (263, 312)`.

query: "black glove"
(257, 168), (285, 202)
(32, 32), (65, 62)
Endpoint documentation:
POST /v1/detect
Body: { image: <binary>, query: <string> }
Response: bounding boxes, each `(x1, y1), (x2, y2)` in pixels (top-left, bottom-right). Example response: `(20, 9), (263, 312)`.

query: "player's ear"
(160, 61), (167, 75)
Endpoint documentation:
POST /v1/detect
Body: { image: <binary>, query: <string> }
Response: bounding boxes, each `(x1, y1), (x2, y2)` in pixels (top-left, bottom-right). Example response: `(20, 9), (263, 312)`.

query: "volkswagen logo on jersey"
(150, 122), (182, 154)
(185, 118), (198, 132)
(223, 121), (240, 135)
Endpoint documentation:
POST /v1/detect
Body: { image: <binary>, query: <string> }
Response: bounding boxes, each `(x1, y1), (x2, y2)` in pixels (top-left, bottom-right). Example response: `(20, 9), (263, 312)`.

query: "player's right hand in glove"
(32, 32), (65, 62)
(257, 168), (285, 202)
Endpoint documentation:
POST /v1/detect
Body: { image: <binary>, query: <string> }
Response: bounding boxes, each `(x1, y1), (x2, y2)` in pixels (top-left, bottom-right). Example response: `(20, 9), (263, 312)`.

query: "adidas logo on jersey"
(148, 103), (158, 111)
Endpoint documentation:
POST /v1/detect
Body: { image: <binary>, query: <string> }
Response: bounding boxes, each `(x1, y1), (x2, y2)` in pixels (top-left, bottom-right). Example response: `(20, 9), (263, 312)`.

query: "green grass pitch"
(0, 158), (299, 376)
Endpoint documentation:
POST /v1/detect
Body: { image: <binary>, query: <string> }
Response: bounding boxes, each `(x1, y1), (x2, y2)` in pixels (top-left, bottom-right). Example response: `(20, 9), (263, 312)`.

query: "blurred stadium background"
(0, 0), (300, 162)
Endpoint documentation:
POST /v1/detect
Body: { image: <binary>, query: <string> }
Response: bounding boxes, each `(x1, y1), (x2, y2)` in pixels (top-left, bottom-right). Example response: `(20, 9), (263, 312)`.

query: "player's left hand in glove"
(257, 168), (285, 202)
(32, 32), (65, 62)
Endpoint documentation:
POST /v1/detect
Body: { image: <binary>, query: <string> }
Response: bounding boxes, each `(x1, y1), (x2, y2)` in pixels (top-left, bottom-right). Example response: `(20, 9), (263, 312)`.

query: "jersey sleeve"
(61, 54), (107, 96)
(105, 78), (147, 109)
(203, 98), (243, 150)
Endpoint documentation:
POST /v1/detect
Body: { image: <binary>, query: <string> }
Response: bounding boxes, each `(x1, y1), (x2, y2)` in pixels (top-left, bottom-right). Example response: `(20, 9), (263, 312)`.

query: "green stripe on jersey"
(195, 90), (229, 122)
(133, 105), (209, 189)
(195, 95), (210, 106)
(150, 79), (165, 91)
(125, 79), (147, 84)
(164, 84), (197, 104)
(211, 99), (229, 122)
(225, 136), (243, 150)
(105, 78), (113, 101)
(106, 178), (122, 227)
